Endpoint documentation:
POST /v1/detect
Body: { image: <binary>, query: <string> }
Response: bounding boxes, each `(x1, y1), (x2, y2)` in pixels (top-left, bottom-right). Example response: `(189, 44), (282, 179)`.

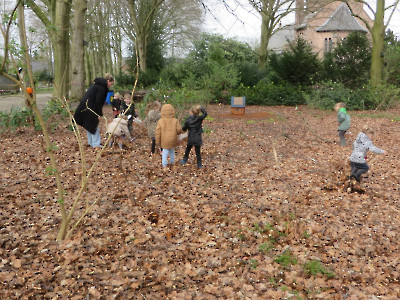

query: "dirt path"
(0, 92), (53, 112)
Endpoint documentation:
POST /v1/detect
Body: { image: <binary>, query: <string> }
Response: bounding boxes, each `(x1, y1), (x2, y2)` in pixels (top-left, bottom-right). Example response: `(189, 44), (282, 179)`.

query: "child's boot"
(352, 169), (362, 182)
(107, 135), (114, 148)
(118, 142), (124, 149)
(197, 159), (203, 169)
(180, 156), (188, 165)
(340, 136), (347, 146)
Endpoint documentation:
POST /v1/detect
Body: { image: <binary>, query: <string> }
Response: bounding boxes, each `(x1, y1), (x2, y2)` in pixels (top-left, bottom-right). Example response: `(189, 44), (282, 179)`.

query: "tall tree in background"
(70, 0), (87, 100)
(383, 29), (400, 85)
(247, 0), (296, 68)
(110, 11), (123, 76)
(345, 0), (400, 86)
(25, 0), (72, 98)
(333, 31), (371, 87)
(126, 0), (164, 73)
(17, 2), (29, 94)
(120, 0), (203, 72)
(85, 0), (115, 81)
(160, 0), (203, 58)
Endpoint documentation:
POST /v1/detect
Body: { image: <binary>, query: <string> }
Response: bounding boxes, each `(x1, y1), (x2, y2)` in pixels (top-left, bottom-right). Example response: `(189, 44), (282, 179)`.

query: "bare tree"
(344, 0), (400, 86)
(160, 0), (204, 57)
(84, 0), (116, 80)
(124, 0), (164, 73)
(25, 0), (72, 98)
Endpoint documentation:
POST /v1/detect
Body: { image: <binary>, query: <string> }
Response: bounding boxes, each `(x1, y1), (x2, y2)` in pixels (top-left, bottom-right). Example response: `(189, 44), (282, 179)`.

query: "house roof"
(268, 25), (295, 52)
(315, 3), (368, 32)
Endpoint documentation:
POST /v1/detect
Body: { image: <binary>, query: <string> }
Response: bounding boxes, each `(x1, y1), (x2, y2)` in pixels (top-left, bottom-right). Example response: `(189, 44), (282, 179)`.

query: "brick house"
(269, 1), (374, 57)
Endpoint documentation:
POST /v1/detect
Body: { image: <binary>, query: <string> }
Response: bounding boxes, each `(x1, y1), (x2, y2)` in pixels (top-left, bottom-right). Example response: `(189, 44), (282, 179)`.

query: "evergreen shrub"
(305, 82), (400, 110)
(232, 80), (305, 106)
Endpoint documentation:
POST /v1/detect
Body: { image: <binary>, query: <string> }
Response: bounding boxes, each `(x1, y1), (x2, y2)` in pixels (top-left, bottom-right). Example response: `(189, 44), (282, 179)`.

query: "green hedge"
(231, 80), (305, 106)
(305, 81), (400, 110)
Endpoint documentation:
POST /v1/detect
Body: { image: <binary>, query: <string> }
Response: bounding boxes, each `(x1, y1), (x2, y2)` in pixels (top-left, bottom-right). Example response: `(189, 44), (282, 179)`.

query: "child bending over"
(106, 115), (134, 149)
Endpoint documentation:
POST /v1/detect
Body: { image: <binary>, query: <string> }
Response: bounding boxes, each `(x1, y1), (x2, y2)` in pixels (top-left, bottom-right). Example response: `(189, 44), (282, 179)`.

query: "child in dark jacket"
(111, 92), (122, 118)
(120, 92), (138, 133)
(349, 126), (385, 182)
(334, 102), (350, 146)
(180, 105), (207, 168)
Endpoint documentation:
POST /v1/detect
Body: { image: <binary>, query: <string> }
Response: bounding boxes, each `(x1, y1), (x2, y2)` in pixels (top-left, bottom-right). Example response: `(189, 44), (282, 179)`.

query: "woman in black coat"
(74, 74), (114, 148)
(180, 105), (207, 168)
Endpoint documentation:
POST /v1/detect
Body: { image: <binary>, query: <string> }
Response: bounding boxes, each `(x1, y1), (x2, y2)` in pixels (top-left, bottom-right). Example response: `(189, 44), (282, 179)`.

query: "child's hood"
(355, 132), (369, 144)
(112, 117), (128, 125)
(161, 104), (175, 118)
(148, 109), (161, 120)
(339, 107), (347, 114)
(93, 78), (108, 88)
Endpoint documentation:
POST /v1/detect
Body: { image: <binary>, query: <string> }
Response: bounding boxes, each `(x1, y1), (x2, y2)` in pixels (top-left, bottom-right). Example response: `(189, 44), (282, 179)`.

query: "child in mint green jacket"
(334, 102), (350, 146)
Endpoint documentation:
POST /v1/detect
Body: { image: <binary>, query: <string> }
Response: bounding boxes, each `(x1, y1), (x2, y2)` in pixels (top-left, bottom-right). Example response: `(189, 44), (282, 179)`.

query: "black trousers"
(350, 161), (369, 182)
(151, 137), (156, 153)
(128, 119), (133, 132)
(184, 145), (201, 162)
(150, 137), (162, 154)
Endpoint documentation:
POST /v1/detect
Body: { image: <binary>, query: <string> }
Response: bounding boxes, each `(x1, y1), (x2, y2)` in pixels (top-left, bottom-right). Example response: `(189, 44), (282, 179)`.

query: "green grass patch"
(249, 259), (258, 269)
(357, 113), (400, 121)
(258, 242), (274, 254)
(252, 222), (274, 234)
(274, 251), (297, 267)
(303, 259), (335, 278)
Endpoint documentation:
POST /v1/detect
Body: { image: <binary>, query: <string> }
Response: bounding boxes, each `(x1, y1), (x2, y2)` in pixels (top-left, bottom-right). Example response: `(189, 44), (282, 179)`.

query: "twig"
(66, 198), (100, 239)
(271, 139), (279, 166)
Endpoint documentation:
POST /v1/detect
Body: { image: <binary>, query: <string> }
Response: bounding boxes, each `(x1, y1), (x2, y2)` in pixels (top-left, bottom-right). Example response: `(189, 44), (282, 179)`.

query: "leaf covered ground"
(0, 104), (399, 299)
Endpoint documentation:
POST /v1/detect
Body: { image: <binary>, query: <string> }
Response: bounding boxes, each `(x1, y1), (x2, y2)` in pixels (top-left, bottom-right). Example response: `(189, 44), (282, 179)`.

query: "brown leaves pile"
(0, 105), (399, 299)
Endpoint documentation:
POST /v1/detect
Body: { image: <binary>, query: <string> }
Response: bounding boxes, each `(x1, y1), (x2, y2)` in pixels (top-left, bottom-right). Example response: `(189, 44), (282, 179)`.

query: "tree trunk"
(70, 0), (87, 101)
(136, 34), (147, 72)
(370, 0), (385, 86)
(47, 39), (54, 80)
(249, 0), (297, 69)
(259, 16), (272, 69)
(85, 47), (91, 86)
(15, 2), (67, 241)
(53, 1), (71, 98)
(26, 0), (71, 98)
(127, 0), (164, 73)
(17, 4), (30, 97)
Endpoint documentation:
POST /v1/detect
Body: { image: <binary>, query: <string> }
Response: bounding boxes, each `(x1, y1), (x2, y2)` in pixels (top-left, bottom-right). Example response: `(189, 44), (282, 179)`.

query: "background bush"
(305, 82), (400, 110)
(137, 87), (211, 122)
(0, 99), (70, 132)
(232, 79), (305, 106)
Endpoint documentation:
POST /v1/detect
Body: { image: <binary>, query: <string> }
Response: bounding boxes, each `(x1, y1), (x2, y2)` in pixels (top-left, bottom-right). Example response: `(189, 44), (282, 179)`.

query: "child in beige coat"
(155, 104), (182, 168)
